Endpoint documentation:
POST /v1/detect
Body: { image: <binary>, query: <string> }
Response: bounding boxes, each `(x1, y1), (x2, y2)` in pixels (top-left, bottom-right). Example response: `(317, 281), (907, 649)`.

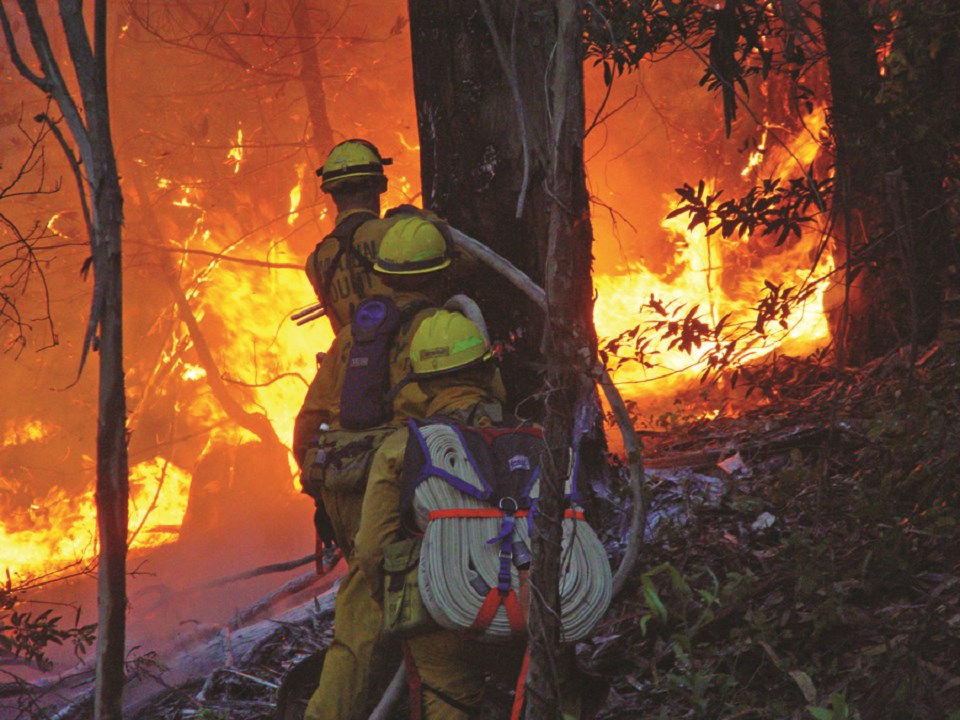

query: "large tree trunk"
(410, 1), (598, 716)
(821, 0), (947, 364)
(820, 0), (891, 365)
(408, 0), (554, 415)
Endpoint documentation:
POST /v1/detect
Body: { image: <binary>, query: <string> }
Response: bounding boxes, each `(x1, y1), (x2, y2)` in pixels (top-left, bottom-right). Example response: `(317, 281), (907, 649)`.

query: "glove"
(314, 501), (340, 575)
(314, 500), (337, 548)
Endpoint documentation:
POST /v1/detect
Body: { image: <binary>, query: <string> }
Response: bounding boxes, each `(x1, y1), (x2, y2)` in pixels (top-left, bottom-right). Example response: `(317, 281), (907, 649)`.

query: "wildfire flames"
(593, 103), (833, 398)
(1, 3), (834, 607)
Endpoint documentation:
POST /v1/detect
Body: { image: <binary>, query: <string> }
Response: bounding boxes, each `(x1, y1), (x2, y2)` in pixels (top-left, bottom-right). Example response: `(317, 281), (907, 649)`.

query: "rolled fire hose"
(413, 424), (612, 642)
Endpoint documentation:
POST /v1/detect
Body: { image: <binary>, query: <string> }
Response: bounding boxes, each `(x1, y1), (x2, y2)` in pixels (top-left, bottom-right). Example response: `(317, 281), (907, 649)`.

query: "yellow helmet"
(317, 139), (392, 192)
(374, 216), (452, 275)
(410, 310), (493, 378)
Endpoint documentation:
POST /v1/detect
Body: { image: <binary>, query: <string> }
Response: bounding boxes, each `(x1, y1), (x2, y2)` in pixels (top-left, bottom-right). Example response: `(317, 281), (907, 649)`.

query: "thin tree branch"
(35, 113), (93, 239)
(478, 0), (531, 218)
(11, 1), (94, 176)
(449, 225), (645, 595)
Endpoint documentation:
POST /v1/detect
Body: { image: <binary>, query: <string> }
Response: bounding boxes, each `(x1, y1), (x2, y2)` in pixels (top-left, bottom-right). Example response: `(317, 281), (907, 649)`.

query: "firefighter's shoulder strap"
(314, 209), (378, 305)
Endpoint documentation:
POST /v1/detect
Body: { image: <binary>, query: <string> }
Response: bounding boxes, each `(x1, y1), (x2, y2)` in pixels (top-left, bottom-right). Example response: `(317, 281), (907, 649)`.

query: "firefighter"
(308, 138), (419, 333)
(305, 138), (477, 336)
(293, 216), (456, 469)
(300, 217), (458, 720)
(353, 310), (516, 720)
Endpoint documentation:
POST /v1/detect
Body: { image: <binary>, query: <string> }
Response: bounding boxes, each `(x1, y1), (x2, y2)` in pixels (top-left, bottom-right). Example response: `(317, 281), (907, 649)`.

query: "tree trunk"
(410, 1), (597, 716)
(93, 167), (128, 720)
(408, 0), (554, 415)
(820, 0), (892, 366)
(821, 0), (948, 364)
(527, 2), (596, 717)
(883, 2), (955, 350)
(286, 0), (335, 161)
(0, 1), (131, 715)
(85, 4), (130, 716)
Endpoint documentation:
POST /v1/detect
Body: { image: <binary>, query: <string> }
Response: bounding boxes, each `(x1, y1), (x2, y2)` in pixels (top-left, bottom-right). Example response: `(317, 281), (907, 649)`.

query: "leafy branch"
(668, 173), (833, 247)
(583, 0), (818, 134)
(0, 573), (95, 672)
(601, 275), (823, 390)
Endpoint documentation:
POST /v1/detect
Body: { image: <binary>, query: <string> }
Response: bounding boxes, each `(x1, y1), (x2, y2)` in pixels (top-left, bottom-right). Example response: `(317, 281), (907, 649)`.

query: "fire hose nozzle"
(292, 302), (326, 325)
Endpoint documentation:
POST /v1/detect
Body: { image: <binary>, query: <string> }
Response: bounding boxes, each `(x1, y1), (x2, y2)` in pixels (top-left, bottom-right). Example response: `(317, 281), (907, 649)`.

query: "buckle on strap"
(487, 498), (519, 593)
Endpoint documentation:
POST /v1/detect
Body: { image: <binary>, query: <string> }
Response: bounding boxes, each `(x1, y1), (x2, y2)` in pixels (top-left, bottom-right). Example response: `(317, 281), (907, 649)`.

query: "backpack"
(393, 419), (612, 642)
(339, 295), (427, 430)
(302, 296), (428, 500)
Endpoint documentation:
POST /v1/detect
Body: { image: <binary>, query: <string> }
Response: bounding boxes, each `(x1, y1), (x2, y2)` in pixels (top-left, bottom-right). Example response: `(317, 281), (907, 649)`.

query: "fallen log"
(35, 573), (339, 720)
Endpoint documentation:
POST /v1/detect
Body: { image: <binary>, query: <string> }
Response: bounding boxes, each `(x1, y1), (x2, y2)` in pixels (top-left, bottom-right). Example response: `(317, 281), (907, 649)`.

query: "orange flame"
(594, 104), (833, 401)
(227, 126), (244, 174)
(2, 453), (191, 580)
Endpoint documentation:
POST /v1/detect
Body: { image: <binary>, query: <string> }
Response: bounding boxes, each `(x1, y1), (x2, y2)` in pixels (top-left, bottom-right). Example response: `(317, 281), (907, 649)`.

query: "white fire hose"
(412, 425), (611, 642)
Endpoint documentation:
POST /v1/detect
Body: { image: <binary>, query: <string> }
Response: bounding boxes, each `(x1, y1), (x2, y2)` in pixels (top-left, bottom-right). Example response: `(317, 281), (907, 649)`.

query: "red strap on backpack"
(469, 587), (526, 635)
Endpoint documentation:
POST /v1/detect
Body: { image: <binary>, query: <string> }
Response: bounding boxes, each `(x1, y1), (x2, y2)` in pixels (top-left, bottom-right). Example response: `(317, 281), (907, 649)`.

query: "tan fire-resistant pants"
(304, 562), (400, 720)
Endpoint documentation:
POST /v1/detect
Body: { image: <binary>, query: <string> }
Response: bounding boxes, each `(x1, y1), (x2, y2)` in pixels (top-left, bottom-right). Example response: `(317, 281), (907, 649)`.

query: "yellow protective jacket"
(305, 208), (397, 334)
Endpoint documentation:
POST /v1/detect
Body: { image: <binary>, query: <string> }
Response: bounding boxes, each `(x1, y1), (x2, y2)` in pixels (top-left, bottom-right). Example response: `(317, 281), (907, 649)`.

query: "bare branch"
(58, 0), (98, 115)
(9, 1), (94, 174)
(0, 1), (49, 89)
(450, 225), (644, 594)
(478, 0), (531, 218)
(35, 113), (93, 239)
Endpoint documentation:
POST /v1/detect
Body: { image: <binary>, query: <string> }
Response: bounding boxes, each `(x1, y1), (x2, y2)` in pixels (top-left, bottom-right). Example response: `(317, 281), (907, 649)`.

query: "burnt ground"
(11, 340), (960, 720)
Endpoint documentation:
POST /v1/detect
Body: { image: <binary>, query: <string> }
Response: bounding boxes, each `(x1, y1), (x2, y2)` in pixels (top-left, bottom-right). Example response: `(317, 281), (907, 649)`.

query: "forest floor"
(26, 338), (960, 720)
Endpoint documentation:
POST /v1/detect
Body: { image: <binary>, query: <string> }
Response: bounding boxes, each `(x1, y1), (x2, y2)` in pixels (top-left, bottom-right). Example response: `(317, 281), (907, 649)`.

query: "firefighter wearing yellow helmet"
(408, 309), (493, 376)
(294, 217), (455, 467)
(300, 220), (463, 720)
(352, 310), (511, 720)
(318, 138), (391, 193)
(353, 314), (592, 719)
(304, 139), (444, 333)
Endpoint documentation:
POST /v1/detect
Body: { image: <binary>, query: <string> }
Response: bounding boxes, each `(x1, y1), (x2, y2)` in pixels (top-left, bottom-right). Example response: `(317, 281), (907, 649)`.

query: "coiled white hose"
(412, 424), (612, 642)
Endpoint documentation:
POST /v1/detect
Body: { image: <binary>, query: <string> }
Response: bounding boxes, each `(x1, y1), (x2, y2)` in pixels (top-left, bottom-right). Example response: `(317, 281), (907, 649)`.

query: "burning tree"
(0, 1), (129, 718)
